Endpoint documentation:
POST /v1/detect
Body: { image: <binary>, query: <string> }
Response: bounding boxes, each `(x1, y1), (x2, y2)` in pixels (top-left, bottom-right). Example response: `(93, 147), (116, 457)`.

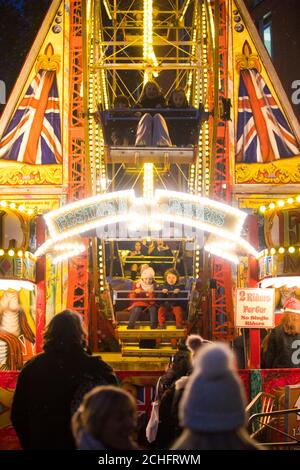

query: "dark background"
(0, 0), (51, 115)
(0, 0), (299, 121)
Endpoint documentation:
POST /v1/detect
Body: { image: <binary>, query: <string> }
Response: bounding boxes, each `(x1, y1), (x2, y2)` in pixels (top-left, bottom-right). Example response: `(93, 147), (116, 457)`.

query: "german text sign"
(235, 288), (275, 328)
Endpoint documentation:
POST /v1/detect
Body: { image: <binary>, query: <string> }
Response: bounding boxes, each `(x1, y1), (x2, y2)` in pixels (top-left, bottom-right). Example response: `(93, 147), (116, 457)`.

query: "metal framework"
(209, 0), (234, 340)
(66, 0), (89, 330)
(83, 0), (234, 343)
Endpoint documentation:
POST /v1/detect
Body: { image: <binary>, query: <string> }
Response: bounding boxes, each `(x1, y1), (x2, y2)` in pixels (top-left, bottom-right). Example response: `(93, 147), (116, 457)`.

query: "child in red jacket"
(127, 266), (158, 329)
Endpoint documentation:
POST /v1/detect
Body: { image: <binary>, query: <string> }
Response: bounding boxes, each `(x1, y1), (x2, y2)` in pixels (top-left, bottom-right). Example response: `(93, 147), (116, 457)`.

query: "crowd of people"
(129, 239), (173, 280)
(9, 297), (300, 450)
(11, 309), (264, 451)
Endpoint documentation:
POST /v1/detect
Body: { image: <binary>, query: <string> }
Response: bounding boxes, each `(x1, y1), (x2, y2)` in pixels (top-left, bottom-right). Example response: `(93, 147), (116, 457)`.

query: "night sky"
(0, 0), (51, 113)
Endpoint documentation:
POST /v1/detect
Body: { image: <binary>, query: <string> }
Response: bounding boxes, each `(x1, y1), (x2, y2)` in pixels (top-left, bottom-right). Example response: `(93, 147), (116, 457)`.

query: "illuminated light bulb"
(10, 202), (16, 209)
(259, 206), (266, 213)
(27, 208), (34, 215)
(0, 249), (4, 256)
(277, 200), (284, 207)
(278, 247), (285, 254)
(288, 246), (295, 253)
(287, 198), (294, 204)
(8, 249), (15, 256)
(18, 205), (25, 212)
(270, 248), (276, 255)
(0, 201), (7, 207)
(269, 203), (275, 210)
(17, 250), (23, 257)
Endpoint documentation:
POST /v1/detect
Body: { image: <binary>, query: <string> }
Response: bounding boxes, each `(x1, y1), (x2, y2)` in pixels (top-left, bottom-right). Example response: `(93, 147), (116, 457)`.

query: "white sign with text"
(235, 288), (275, 328)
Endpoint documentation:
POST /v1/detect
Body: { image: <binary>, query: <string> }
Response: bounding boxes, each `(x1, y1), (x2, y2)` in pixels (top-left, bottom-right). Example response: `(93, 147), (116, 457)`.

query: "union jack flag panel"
(236, 68), (299, 163)
(136, 385), (153, 419)
(0, 70), (62, 165)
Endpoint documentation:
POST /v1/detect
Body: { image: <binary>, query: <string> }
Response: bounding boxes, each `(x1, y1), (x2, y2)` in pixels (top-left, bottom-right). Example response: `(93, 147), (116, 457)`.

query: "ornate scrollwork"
(236, 157), (300, 184)
(0, 161), (62, 185)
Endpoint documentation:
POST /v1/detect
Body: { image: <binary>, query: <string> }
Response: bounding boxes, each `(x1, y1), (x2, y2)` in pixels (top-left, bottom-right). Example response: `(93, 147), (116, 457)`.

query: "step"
(117, 325), (186, 340)
(122, 345), (176, 357)
(121, 340), (173, 347)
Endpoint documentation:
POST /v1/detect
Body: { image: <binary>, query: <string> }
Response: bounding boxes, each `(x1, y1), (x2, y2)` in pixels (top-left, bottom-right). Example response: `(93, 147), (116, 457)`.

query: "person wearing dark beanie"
(172, 343), (261, 450)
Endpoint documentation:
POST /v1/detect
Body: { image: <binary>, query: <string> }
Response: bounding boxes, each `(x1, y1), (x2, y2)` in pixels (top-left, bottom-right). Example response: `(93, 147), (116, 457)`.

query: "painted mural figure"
(0, 290), (35, 370)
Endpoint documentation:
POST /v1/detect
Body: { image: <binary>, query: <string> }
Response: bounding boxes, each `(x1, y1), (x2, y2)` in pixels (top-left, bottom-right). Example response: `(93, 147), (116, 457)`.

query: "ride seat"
(97, 106), (205, 148)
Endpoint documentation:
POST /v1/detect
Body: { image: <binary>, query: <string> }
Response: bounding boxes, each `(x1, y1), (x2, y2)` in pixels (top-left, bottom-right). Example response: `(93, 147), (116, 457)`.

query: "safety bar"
(103, 107), (201, 121)
(113, 289), (190, 304)
(124, 258), (174, 264)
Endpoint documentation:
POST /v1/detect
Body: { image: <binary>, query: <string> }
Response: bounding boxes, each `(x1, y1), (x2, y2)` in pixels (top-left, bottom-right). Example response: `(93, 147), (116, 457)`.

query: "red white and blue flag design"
(0, 70), (62, 165)
(136, 385), (153, 419)
(236, 68), (299, 163)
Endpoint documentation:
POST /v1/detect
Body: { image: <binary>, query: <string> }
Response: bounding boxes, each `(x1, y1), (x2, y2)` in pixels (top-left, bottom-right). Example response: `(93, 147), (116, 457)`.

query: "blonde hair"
(280, 312), (300, 335)
(72, 386), (136, 445)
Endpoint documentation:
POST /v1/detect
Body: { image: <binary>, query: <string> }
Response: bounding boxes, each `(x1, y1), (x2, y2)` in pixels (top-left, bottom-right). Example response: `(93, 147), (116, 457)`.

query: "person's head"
(140, 266), (155, 286)
(169, 350), (191, 377)
(43, 309), (87, 353)
(179, 343), (247, 433)
(110, 129), (120, 146)
(164, 268), (180, 286)
(169, 88), (188, 108)
(72, 386), (137, 450)
(280, 298), (300, 335)
(142, 81), (161, 100)
(134, 241), (142, 252)
(157, 239), (167, 248)
(185, 334), (211, 361)
(113, 95), (129, 109)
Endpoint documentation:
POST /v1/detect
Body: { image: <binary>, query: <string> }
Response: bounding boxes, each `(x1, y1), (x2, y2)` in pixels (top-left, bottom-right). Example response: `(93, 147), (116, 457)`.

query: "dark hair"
(113, 95), (129, 108)
(72, 386), (136, 445)
(168, 88), (188, 108)
(170, 350), (191, 377)
(164, 268), (180, 283)
(43, 309), (87, 353)
(140, 81), (162, 100)
(281, 312), (300, 335)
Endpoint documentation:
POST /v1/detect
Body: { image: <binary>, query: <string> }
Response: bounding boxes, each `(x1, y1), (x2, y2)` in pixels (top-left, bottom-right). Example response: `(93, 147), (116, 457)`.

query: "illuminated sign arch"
(35, 190), (258, 264)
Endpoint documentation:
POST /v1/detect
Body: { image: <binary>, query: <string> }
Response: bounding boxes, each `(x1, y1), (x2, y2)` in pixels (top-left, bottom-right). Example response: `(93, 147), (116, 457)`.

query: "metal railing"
(248, 408), (300, 448)
(112, 289), (190, 304)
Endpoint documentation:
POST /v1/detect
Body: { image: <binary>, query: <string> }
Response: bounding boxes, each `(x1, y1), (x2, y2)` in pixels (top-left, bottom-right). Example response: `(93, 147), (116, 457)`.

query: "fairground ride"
(0, 0), (299, 370)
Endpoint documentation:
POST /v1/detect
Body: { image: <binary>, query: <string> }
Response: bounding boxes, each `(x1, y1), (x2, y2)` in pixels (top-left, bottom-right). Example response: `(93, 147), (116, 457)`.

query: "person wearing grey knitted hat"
(172, 343), (261, 450)
(186, 334), (212, 361)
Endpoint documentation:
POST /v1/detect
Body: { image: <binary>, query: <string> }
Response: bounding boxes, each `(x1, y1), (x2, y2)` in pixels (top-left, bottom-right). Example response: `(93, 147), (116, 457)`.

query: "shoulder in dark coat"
(265, 325), (300, 368)
(11, 348), (117, 450)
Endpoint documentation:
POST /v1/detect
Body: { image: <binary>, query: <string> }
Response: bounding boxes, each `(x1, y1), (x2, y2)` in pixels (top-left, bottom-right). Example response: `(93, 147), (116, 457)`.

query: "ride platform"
(106, 145), (195, 164)
(116, 324), (186, 360)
